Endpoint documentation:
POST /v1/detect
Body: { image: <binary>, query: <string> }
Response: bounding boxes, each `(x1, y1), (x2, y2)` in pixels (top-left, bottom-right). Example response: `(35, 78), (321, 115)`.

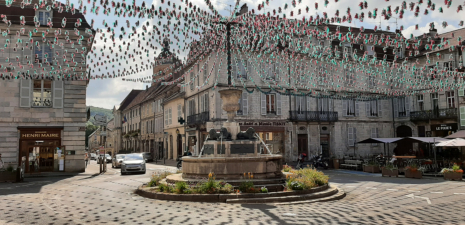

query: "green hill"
(86, 106), (114, 125)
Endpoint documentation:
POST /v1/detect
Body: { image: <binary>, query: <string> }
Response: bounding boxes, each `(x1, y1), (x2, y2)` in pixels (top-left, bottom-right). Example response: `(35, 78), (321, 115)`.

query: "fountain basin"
(182, 154), (283, 180)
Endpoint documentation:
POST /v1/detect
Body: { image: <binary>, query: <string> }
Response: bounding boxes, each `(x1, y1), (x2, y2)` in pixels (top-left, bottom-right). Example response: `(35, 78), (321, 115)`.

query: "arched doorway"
(396, 125), (412, 137)
(177, 134), (182, 157)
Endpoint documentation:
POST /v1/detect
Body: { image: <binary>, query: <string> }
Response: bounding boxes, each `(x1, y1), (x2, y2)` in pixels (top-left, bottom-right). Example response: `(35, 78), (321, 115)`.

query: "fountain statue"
(182, 88), (283, 180)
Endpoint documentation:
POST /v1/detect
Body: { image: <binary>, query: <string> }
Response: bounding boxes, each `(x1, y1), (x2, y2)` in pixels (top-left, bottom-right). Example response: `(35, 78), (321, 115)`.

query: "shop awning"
(393, 137), (448, 143)
(445, 130), (465, 139)
(436, 138), (465, 147)
(358, 138), (402, 144)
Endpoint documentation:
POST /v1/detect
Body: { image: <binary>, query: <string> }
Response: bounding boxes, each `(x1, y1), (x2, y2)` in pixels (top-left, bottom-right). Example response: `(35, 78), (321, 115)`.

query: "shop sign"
(238, 121), (286, 126)
(20, 130), (61, 139)
(431, 124), (457, 131)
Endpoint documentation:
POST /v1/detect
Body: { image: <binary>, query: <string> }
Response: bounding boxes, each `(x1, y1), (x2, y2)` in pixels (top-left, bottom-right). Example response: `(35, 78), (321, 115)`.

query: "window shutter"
(20, 79), (31, 107)
(378, 100), (382, 117)
(276, 93), (282, 115)
(460, 106), (465, 126)
(329, 98), (333, 111)
(205, 93), (209, 111)
(348, 127), (354, 147)
(52, 80), (64, 108)
(353, 127), (357, 145)
(200, 94), (204, 113)
(365, 101), (370, 117)
(342, 100), (348, 116)
(405, 97), (410, 117)
(306, 96), (311, 111)
(232, 59), (237, 78)
(393, 98), (398, 118)
(261, 93), (266, 115)
(355, 101), (360, 117)
(22, 40), (33, 65)
(247, 60), (251, 77)
(459, 89), (464, 97)
(242, 92), (248, 115)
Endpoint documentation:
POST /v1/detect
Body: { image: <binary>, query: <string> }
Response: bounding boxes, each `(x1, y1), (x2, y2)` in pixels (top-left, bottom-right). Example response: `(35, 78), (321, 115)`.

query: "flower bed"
(441, 164), (463, 181)
(404, 169), (422, 179)
(285, 167), (329, 191)
(381, 163), (398, 177)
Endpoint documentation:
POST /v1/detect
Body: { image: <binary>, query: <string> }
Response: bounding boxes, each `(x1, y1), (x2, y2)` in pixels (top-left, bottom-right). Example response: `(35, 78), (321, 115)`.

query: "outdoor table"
(394, 156), (416, 159)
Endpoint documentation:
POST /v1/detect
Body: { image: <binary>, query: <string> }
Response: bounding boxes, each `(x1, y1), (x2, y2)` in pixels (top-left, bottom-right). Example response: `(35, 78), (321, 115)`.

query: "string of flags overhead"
(0, 0), (464, 100)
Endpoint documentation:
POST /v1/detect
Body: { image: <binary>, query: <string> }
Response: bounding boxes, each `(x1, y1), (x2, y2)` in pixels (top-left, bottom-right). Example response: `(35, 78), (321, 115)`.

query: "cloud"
(402, 22), (459, 38)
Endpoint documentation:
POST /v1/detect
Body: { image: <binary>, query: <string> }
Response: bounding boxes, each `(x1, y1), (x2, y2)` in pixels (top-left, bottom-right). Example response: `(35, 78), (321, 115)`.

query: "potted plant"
(0, 165), (18, 182)
(381, 163), (398, 177)
(441, 164), (463, 181)
(363, 160), (381, 173)
(404, 162), (422, 179)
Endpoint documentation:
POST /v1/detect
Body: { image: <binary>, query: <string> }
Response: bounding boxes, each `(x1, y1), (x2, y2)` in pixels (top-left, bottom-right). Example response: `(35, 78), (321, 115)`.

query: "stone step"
(226, 186), (338, 204)
(274, 188), (346, 205)
(166, 173), (286, 186)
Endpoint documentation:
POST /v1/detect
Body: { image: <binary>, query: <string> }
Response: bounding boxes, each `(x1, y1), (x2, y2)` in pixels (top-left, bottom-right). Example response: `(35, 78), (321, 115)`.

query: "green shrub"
(238, 180), (255, 193)
(147, 171), (172, 187)
(285, 167), (329, 191)
(175, 181), (188, 194)
(260, 187), (268, 193)
(283, 164), (291, 172)
(158, 183), (168, 192)
(219, 183), (234, 194)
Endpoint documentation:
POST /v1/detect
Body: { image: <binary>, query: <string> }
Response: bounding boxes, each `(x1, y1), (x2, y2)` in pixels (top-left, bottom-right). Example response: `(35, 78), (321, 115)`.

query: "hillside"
(86, 106), (114, 125)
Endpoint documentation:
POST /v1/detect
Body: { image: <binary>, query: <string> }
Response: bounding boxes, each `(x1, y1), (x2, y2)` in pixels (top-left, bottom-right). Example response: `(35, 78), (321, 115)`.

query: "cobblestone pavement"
(1, 164), (465, 225)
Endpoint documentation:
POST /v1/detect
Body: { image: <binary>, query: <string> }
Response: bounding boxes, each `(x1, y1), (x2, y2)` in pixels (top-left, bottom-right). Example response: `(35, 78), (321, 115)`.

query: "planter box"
(444, 172), (463, 181)
(405, 170), (422, 179)
(0, 171), (17, 182)
(333, 159), (340, 169)
(381, 168), (398, 177)
(363, 165), (381, 173)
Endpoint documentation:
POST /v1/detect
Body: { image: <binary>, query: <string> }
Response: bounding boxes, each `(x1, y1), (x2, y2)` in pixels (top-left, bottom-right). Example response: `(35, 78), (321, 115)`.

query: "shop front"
(18, 128), (65, 173)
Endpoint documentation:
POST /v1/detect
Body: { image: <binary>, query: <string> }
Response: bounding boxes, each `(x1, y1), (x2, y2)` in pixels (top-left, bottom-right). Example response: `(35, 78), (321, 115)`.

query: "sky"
(79, 0), (465, 109)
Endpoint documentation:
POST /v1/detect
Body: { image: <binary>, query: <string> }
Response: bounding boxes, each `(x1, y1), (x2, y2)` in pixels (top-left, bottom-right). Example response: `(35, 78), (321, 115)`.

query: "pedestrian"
(85, 153), (88, 168)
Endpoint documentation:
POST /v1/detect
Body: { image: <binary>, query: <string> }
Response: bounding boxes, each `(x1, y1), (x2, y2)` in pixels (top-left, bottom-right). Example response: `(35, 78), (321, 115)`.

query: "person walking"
(85, 153), (89, 168)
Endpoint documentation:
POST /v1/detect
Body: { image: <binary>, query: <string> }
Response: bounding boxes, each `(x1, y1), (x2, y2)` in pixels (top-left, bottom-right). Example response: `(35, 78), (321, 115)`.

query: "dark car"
(142, 152), (153, 162)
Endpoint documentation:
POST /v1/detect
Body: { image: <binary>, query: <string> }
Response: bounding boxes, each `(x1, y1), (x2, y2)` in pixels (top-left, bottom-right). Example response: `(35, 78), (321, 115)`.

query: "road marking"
(405, 193), (431, 204)
(282, 213), (297, 216)
(366, 187), (377, 190)
(454, 193), (465, 195)
(430, 192), (443, 194)
(386, 189), (398, 191)
(408, 190), (420, 192)
(346, 186), (356, 187)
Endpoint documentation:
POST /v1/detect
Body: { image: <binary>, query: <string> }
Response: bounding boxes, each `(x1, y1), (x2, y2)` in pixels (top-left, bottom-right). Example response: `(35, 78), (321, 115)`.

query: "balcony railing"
(410, 108), (457, 121)
(289, 111), (338, 122)
(187, 111), (210, 126)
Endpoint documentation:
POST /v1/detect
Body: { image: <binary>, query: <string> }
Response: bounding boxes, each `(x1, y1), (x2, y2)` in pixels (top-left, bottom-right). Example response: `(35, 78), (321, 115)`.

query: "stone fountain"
(182, 88), (283, 180)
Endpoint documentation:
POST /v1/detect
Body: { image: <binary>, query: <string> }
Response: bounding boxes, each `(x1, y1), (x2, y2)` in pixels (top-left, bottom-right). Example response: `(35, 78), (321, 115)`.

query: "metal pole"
(227, 23), (232, 86)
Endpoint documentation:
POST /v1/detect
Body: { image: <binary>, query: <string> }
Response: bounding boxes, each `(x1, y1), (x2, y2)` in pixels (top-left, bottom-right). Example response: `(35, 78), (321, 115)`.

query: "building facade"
(163, 86), (186, 159)
(0, 0), (94, 172)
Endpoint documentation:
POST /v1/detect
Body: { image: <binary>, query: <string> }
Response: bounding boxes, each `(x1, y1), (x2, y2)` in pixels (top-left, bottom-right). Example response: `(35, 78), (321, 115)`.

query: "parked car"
(98, 154), (112, 164)
(112, 154), (125, 168)
(121, 153), (146, 175)
(142, 152), (153, 162)
(90, 153), (97, 160)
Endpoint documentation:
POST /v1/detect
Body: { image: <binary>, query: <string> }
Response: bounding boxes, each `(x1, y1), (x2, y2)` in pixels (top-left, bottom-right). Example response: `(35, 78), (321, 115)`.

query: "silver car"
(112, 154), (125, 168)
(121, 154), (146, 175)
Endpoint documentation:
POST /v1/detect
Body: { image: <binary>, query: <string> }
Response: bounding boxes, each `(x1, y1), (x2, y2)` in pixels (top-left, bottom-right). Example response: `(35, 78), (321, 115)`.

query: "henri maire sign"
(20, 130), (61, 139)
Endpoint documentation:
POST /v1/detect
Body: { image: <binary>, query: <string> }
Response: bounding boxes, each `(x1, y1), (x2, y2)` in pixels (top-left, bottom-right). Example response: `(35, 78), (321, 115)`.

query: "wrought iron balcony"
(187, 111), (210, 126)
(410, 108), (457, 122)
(289, 111), (338, 122)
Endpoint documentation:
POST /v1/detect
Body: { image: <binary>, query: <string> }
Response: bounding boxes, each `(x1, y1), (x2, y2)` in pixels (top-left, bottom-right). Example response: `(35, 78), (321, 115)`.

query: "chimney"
(237, 3), (248, 16)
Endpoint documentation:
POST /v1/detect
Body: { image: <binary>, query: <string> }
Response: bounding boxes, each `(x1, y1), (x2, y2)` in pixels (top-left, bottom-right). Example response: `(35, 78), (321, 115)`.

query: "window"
(266, 132), (273, 140)
(460, 106), (465, 126)
(447, 91), (455, 108)
(343, 43), (352, 59)
(203, 62), (208, 81)
(348, 127), (356, 147)
(368, 75), (376, 87)
(188, 99), (196, 116)
(366, 44), (374, 56)
(146, 121), (149, 133)
(164, 110), (168, 125)
(32, 80), (52, 107)
(35, 43), (53, 64)
(371, 128), (379, 146)
(343, 100), (356, 116)
(366, 100), (379, 117)
(177, 104), (182, 119)
(318, 66), (326, 85)
(266, 94), (276, 114)
(237, 92), (248, 115)
(169, 108), (172, 125)
(189, 72), (194, 90)
(318, 98), (331, 112)
(200, 93), (209, 113)
(235, 60), (249, 79)
(417, 95), (424, 111)
(265, 62), (277, 80)
(296, 96), (307, 113)
(344, 68), (354, 86)
(37, 10), (51, 26)
(394, 97), (409, 117)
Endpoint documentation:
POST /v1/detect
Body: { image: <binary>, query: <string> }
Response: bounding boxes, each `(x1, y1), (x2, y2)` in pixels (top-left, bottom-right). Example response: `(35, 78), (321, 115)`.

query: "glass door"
(54, 146), (66, 172)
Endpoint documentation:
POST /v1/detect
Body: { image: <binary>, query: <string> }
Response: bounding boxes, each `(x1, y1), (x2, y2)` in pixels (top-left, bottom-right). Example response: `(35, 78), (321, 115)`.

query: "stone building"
(163, 85), (185, 159)
(113, 90), (142, 154)
(0, 0), (94, 172)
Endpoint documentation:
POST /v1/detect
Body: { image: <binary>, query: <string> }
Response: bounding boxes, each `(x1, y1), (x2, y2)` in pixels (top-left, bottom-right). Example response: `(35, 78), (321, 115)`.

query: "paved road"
(1, 162), (465, 225)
